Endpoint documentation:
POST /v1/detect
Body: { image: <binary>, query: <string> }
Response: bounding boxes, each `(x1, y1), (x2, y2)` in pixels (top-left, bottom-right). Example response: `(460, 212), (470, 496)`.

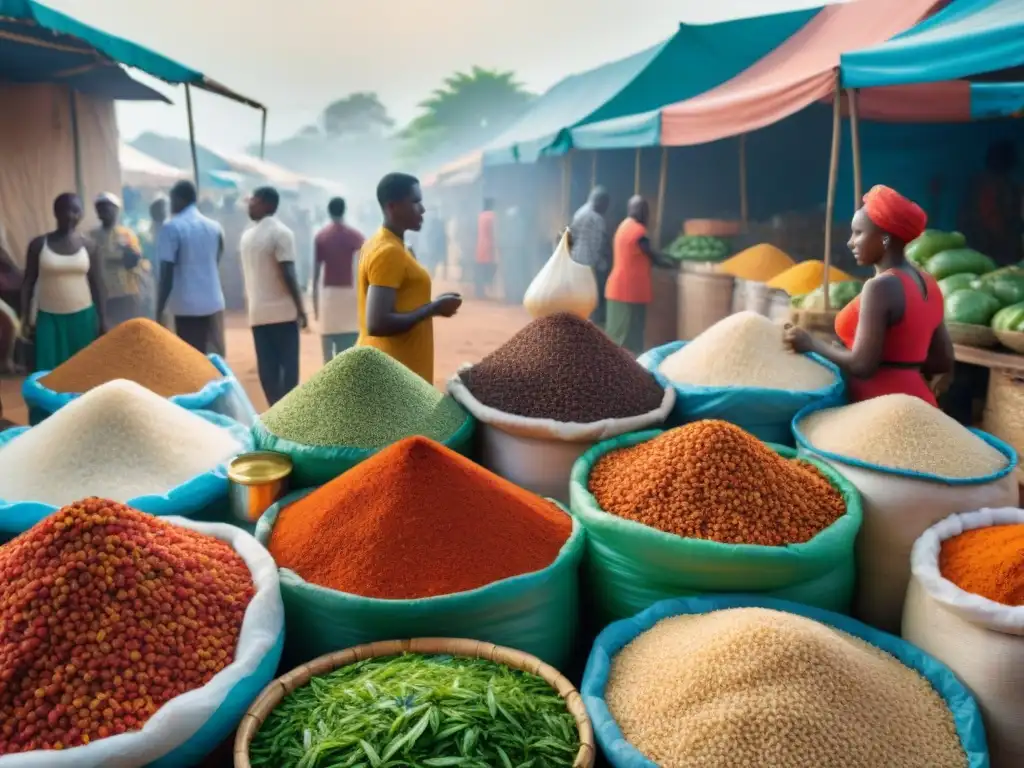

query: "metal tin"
(227, 452), (293, 524)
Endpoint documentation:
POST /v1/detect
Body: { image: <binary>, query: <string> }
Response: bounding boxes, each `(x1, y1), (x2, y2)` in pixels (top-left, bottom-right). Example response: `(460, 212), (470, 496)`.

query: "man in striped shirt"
(569, 186), (612, 324)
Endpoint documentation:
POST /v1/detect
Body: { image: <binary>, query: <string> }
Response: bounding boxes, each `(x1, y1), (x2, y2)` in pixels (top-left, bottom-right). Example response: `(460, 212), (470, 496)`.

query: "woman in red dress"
(784, 185), (953, 406)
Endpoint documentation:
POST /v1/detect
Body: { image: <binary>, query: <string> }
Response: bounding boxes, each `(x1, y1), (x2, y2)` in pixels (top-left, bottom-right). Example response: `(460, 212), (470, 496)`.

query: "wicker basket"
(946, 322), (998, 348)
(982, 369), (1024, 484)
(995, 329), (1024, 355)
(233, 638), (596, 768)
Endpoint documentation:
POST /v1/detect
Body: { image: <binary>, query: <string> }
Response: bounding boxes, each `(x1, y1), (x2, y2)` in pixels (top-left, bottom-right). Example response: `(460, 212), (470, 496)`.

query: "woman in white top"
(21, 193), (106, 371)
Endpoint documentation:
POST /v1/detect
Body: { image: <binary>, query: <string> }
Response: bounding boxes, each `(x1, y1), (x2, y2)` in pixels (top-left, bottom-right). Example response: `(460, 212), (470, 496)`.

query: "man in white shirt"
(240, 187), (308, 406)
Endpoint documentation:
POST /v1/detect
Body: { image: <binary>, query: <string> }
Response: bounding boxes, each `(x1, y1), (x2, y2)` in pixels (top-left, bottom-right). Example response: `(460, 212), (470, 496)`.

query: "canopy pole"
(67, 88), (84, 201)
(849, 87), (863, 207)
(562, 152), (573, 224)
(185, 84), (200, 195)
(655, 147), (668, 248)
(633, 147), (641, 194)
(822, 70), (843, 312)
(738, 134), (749, 231)
(590, 151), (598, 189)
(259, 108), (268, 160)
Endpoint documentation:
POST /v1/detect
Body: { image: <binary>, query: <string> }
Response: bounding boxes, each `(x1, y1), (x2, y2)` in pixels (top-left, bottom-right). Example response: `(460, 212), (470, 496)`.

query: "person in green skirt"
(20, 193), (106, 371)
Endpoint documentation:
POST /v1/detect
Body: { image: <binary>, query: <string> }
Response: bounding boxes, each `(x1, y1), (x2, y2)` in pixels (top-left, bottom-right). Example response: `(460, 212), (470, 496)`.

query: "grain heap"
(460, 312), (664, 422)
(606, 608), (966, 767)
(717, 243), (795, 282)
(939, 524), (1024, 606)
(268, 436), (571, 599)
(766, 260), (854, 295)
(588, 421), (845, 545)
(799, 394), (1009, 479)
(0, 498), (255, 753)
(659, 311), (836, 390)
(260, 347), (466, 449)
(39, 318), (220, 397)
(0, 380), (243, 505)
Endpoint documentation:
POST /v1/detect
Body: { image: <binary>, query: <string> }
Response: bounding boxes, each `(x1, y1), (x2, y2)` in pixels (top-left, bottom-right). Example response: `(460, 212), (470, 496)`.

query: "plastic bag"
(903, 508), (1024, 768)
(0, 518), (284, 768)
(638, 341), (845, 446)
(569, 430), (863, 625)
(581, 594), (989, 768)
(0, 411), (253, 536)
(523, 230), (598, 320)
(448, 369), (674, 503)
(252, 408), (475, 489)
(255, 490), (584, 669)
(793, 402), (1019, 633)
(22, 354), (258, 426)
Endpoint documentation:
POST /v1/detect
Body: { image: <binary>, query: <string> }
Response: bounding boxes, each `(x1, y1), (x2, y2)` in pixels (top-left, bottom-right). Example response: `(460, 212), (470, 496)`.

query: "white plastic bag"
(0, 519), (285, 768)
(523, 230), (598, 320)
(903, 508), (1024, 768)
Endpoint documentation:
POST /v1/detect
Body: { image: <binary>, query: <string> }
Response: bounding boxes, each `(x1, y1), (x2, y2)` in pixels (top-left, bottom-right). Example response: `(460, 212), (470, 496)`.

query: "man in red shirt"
(475, 198), (497, 299)
(313, 197), (365, 363)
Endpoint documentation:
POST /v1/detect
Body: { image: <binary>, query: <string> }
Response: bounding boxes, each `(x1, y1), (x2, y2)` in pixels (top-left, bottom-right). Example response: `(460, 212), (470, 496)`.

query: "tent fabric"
(482, 6), (823, 165)
(659, 0), (940, 147)
(853, 81), (973, 122)
(569, 110), (662, 150)
(423, 151), (482, 188)
(970, 82), (1024, 119)
(841, 0), (1024, 88)
(120, 143), (187, 188)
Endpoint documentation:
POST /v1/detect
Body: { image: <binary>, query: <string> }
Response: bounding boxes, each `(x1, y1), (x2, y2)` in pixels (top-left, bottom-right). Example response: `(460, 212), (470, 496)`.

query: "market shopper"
(357, 172), (462, 382)
(92, 193), (144, 328)
(313, 197), (364, 363)
(0, 225), (21, 373)
(605, 195), (674, 356)
(475, 198), (497, 299)
(20, 193), (106, 371)
(240, 186), (307, 406)
(784, 185), (952, 406)
(570, 186), (612, 325)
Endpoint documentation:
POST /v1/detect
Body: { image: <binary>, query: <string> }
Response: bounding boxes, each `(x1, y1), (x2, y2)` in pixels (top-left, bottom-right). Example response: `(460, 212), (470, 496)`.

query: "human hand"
(433, 294), (462, 318)
(298, 311), (309, 330)
(783, 324), (814, 354)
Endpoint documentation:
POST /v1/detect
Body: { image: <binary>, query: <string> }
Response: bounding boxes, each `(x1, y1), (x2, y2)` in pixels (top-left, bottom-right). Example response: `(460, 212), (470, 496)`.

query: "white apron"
(319, 284), (359, 336)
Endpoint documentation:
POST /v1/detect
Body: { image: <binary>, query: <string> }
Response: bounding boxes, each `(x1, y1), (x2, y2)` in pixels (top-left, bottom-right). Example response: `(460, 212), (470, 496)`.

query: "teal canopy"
(482, 7), (821, 165)
(970, 82), (1024, 119)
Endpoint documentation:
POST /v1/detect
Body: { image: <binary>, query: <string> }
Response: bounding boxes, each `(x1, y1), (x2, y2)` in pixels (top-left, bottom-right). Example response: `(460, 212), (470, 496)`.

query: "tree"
(399, 67), (533, 166)
(321, 92), (394, 136)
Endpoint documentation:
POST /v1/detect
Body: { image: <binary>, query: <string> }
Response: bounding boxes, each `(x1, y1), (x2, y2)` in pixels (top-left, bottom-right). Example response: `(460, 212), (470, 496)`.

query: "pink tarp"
(660, 0), (943, 146)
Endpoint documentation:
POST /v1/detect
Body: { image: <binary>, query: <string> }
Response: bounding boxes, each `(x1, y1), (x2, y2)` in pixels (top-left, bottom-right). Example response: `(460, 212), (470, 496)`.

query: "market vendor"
(357, 172), (462, 382)
(92, 192), (145, 328)
(785, 185), (952, 406)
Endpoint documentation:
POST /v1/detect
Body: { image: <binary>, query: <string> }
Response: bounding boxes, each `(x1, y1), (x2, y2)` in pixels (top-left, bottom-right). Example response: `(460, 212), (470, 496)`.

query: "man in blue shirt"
(156, 181), (226, 353)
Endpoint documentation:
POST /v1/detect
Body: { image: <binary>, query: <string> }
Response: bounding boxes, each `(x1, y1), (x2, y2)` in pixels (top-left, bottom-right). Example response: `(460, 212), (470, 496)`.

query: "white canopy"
(119, 143), (187, 189)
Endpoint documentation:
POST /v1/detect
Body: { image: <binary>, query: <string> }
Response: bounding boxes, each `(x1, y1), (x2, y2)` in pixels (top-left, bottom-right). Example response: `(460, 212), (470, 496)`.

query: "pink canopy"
(660, 0), (946, 146)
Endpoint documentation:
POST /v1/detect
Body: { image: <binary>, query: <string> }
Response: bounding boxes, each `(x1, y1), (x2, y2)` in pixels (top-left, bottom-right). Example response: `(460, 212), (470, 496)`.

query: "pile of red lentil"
(0, 498), (255, 754)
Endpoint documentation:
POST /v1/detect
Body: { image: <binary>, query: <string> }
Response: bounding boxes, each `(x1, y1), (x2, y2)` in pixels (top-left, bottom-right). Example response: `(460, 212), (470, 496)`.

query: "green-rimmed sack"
(569, 429), (863, 625)
(255, 491), (585, 668)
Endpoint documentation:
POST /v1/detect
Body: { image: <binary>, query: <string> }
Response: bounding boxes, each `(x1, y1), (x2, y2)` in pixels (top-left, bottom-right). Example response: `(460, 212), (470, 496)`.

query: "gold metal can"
(227, 451), (293, 523)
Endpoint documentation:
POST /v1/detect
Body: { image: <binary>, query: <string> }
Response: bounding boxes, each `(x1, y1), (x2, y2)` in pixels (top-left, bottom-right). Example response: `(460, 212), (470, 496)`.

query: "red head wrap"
(862, 185), (928, 243)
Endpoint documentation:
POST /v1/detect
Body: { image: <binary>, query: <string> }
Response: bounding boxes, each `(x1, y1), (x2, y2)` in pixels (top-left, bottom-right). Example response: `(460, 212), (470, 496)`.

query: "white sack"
(523, 230), (598, 320)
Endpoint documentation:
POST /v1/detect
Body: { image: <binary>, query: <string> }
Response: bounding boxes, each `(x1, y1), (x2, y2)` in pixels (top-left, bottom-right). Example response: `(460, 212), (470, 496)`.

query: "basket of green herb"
(234, 638), (595, 768)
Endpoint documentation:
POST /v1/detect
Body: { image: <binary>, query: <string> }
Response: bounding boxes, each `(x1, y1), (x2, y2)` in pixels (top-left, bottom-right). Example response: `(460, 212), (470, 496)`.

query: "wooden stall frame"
(185, 83), (200, 195)
(738, 133), (749, 230)
(821, 69), (844, 312)
(655, 146), (668, 248)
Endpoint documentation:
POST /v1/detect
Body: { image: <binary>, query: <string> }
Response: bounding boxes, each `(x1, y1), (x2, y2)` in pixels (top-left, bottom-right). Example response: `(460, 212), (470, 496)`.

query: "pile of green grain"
(260, 347), (467, 448)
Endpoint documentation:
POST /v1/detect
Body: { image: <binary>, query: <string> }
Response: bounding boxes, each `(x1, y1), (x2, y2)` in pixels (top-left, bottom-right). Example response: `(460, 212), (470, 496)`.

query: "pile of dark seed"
(460, 313), (665, 422)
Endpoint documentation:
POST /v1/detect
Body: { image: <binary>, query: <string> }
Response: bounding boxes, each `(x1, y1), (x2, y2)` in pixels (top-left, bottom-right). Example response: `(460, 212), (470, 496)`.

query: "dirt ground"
(0, 299), (531, 423)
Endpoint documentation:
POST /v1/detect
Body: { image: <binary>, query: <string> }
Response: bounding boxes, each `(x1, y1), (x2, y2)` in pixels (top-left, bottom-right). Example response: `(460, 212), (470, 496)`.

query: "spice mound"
(588, 420), (846, 545)
(766, 259), (854, 295)
(939, 523), (1024, 606)
(249, 653), (580, 768)
(717, 243), (795, 282)
(0, 379), (243, 506)
(799, 394), (1009, 479)
(659, 311), (837, 390)
(460, 312), (665, 422)
(260, 346), (466, 449)
(0, 498), (255, 754)
(39, 318), (220, 397)
(268, 436), (572, 599)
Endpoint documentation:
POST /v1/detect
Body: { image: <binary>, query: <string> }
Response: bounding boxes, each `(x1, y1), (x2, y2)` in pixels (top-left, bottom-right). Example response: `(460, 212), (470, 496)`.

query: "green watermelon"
(906, 230), (966, 267)
(970, 272), (1024, 307)
(938, 273), (978, 297)
(991, 302), (1024, 333)
(945, 289), (1001, 326)
(796, 280), (862, 311)
(924, 249), (997, 280)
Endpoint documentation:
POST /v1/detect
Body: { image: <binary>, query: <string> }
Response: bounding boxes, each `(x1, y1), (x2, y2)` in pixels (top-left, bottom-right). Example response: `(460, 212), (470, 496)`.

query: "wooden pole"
(633, 147), (641, 194)
(823, 70), (843, 312)
(654, 147), (668, 248)
(738, 134), (749, 230)
(259, 108), (268, 160)
(849, 87), (863, 207)
(562, 151), (572, 224)
(185, 84), (200, 195)
(67, 88), (84, 201)
(590, 151), (598, 189)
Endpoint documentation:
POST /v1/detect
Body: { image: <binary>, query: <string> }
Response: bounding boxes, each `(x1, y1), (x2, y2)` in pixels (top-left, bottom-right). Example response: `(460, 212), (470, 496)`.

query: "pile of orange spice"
(938, 523), (1024, 606)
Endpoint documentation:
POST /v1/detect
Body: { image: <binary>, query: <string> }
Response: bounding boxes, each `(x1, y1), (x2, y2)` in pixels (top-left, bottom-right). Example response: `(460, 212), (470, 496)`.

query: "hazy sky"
(45, 0), (832, 153)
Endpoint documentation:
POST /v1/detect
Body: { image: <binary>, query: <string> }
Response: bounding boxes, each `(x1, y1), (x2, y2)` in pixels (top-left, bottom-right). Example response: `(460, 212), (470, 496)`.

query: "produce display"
(798, 394), (1009, 479)
(0, 498), (255, 753)
(39, 318), (220, 397)
(924, 248), (997, 281)
(991, 301), (1024, 332)
(716, 243), (795, 282)
(939, 523), (1024, 606)
(791, 279), (863, 311)
(0, 380), (243, 505)
(588, 421), (846, 545)
(268, 436), (571, 599)
(604, 608), (967, 768)
(971, 267), (1024, 306)
(459, 312), (665, 423)
(938, 273), (978, 297)
(945, 288), (1001, 326)
(249, 653), (580, 768)
(906, 230), (967, 267)
(658, 311), (837, 391)
(664, 234), (730, 262)
(766, 259), (854, 295)
(260, 347), (466, 449)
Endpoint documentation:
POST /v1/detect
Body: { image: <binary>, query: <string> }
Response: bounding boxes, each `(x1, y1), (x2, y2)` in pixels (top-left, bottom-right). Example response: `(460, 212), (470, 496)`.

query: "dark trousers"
(252, 321), (300, 406)
(175, 312), (222, 355)
(591, 266), (610, 326)
(474, 262), (496, 299)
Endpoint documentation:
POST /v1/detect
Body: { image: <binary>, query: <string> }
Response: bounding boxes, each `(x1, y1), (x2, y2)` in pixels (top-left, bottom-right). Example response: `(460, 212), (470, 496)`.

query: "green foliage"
(321, 92), (394, 136)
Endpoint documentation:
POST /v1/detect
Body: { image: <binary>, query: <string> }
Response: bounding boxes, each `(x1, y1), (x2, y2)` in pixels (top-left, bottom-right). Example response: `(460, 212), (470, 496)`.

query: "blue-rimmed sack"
(581, 594), (989, 768)
(23, 354), (258, 426)
(255, 490), (584, 669)
(569, 429), (862, 625)
(0, 518), (284, 768)
(252, 407), (475, 489)
(638, 341), (845, 445)
(793, 400), (1019, 633)
(0, 411), (252, 535)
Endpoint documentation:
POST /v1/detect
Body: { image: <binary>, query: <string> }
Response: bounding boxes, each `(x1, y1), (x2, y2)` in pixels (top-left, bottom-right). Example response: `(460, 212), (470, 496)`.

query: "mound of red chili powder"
(268, 436), (573, 599)
(0, 498), (255, 754)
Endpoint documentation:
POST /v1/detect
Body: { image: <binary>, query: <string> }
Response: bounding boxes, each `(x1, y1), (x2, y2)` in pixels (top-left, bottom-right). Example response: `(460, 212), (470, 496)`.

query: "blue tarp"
(841, 0), (1024, 87)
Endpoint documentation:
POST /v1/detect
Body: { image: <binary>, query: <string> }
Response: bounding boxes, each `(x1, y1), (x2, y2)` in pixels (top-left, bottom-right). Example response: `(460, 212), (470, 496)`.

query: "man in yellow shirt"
(358, 173), (462, 382)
